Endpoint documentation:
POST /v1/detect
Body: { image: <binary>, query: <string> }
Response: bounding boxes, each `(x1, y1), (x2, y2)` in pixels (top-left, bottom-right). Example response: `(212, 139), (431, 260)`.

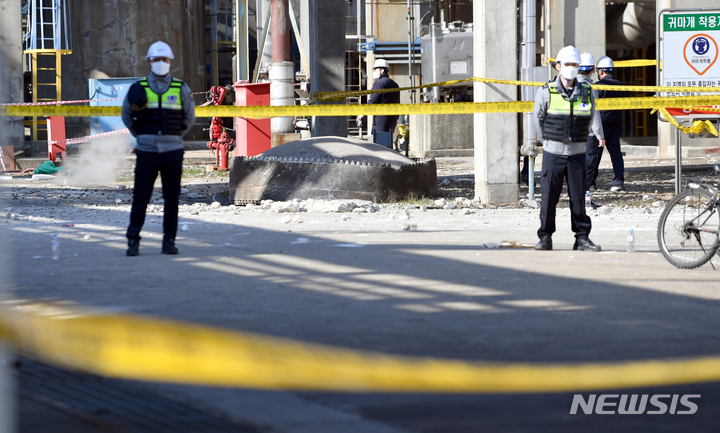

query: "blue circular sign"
(693, 37), (710, 55)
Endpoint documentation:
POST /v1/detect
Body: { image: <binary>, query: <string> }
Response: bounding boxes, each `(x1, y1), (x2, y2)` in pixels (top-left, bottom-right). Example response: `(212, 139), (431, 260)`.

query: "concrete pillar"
(549, 0), (605, 59)
(0, 0), (24, 152)
(473, 0), (518, 205)
(0, 3), (19, 417)
(306, 0), (346, 137)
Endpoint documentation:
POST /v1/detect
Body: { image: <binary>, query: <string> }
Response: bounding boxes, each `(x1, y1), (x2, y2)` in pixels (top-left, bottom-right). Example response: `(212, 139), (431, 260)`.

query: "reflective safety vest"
(541, 82), (593, 143)
(128, 77), (184, 136)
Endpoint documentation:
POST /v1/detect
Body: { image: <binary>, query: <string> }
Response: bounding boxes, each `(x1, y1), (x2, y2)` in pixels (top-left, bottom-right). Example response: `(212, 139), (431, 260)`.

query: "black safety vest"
(541, 82), (593, 143)
(127, 77), (184, 136)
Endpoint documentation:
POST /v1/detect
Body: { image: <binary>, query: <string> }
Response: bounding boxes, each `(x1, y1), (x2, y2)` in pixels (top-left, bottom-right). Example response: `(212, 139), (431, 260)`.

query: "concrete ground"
(1, 156), (720, 432)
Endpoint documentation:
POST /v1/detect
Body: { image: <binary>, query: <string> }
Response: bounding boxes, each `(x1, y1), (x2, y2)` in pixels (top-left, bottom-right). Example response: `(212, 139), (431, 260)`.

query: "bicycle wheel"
(657, 188), (720, 269)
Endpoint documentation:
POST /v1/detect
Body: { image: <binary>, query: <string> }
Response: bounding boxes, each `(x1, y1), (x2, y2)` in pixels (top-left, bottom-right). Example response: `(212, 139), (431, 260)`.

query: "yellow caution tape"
(547, 58), (657, 68)
(653, 107), (720, 137)
(4, 96), (720, 118)
(313, 79), (720, 102)
(3, 303), (720, 393)
(311, 78), (475, 101)
(614, 59), (658, 68)
(677, 106), (720, 113)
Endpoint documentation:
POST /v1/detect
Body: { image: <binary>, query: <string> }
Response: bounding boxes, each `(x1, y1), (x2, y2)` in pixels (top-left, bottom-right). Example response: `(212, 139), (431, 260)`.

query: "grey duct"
(606, 2), (656, 51)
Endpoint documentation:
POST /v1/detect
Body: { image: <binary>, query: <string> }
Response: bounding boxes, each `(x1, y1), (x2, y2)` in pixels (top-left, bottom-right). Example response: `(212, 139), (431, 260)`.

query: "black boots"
(162, 237), (179, 255)
(535, 235), (553, 251)
(573, 237), (602, 252)
(126, 239), (140, 256)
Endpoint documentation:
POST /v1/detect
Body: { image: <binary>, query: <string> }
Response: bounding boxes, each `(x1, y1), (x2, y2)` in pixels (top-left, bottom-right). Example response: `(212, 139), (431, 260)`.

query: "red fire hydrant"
(206, 86), (235, 171)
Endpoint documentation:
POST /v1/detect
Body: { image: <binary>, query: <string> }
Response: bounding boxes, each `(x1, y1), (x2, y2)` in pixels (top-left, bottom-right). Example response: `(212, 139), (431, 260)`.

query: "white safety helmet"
(596, 56), (615, 70)
(579, 53), (596, 71)
(147, 41), (174, 60)
(555, 45), (581, 64)
(372, 59), (390, 70)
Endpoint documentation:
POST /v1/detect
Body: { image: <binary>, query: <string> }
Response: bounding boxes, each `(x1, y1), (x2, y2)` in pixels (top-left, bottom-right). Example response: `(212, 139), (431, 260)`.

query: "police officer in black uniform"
(587, 56), (626, 192)
(532, 46), (602, 252)
(121, 41), (195, 256)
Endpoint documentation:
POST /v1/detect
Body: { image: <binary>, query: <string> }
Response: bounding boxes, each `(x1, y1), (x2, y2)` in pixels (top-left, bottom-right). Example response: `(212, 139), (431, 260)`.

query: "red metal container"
(233, 81), (271, 156)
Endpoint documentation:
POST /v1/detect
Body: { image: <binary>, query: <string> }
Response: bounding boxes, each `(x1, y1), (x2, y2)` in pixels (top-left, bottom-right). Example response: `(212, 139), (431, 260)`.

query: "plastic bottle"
(627, 229), (635, 254)
(52, 234), (60, 260)
(585, 191), (591, 209)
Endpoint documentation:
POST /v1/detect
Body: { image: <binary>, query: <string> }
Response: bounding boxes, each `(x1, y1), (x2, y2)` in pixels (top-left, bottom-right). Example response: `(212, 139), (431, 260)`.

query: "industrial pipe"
(270, 61), (295, 133)
(606, 2), (656, 51)
(270, 0), (290, 62)
(521, 0), (537, 200)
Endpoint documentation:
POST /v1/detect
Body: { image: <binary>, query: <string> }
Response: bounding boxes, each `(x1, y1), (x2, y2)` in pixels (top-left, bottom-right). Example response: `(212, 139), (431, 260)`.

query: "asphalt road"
(1, 178), (720, 432)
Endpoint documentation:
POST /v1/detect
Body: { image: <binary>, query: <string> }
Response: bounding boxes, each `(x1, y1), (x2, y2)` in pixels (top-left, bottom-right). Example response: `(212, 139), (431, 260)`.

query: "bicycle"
(657, 164), (720, 269)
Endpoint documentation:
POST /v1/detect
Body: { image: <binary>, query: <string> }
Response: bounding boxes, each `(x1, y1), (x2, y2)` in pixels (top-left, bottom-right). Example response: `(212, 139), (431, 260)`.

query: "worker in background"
(356, 59), (400, 148)
(121, 41), (196, 256)
(577, 53), (606, 194)
(589, 56), (626, 192)
(532, 45), (602, 252)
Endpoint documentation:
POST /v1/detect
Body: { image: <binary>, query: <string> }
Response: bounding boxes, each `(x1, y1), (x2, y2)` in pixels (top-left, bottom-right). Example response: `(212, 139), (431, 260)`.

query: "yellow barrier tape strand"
(547, 58), (657, 68)
(3, 305), (720, 393)
(614, 59), (658, 68)
(312, 78), (475, 101)
(678, 106), (720, 113)
(652, 107), (720, 137)
(312, 74), (720, 101)
(4, 96), (720, 118)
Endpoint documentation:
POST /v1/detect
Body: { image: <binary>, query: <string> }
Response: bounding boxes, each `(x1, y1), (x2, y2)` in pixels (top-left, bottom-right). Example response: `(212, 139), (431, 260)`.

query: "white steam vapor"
(62, 136), (134, 186)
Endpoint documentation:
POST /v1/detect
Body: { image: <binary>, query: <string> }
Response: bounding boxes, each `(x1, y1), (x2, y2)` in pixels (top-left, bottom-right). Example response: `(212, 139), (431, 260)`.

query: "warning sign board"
(659, 9), (720, 117)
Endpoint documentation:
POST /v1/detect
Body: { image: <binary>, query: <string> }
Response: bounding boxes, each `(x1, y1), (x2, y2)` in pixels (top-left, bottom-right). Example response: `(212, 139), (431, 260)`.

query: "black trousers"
(603, 123), (624, 185)
(538, 151), (592, 239)
(585, 135), (603, 189)
(126, 149), (184, 241)
(585, 123), (624, 187)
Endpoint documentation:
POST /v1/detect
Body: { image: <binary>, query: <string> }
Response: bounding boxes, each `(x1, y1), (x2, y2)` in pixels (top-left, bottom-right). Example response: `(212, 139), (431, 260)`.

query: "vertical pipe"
(269, 0), (292, 134)
(407, 0), (412, 102)
(366, 0), (375, 133)
(430, 17), (439, 103)
(212, 0), (218, 88)
(271, 0), (290, 62)
(545, 0), (552, 74)
(675, 126), (682, 194)
(357, 0), (361, 42)
(522, 0), (537, 200)
(235, 0), (249, 81)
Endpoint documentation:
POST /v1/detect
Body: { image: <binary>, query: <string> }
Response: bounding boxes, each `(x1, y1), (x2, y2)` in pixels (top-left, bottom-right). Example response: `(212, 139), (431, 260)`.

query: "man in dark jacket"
(586, 56), (626, 192)
(121, 41), (195, 256)
(357, 59), (400, 147)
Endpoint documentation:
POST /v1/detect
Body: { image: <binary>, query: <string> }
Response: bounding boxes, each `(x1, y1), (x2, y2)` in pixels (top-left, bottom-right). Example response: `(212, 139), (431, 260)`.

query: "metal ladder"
(23, 0), (72, 140)
(345, 51), (363, 137)
(633, 47), (648, 138)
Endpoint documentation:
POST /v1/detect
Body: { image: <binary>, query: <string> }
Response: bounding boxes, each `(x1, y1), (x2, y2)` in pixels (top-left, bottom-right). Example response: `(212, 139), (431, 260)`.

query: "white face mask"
(372, 69), (381, 80)
(151, 60), (171, 76)
(560, 65), (578, 80)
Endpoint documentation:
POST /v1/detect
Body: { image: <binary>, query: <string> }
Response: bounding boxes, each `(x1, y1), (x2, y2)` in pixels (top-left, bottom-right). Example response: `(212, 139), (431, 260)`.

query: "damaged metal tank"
(229, 137), (437, 203)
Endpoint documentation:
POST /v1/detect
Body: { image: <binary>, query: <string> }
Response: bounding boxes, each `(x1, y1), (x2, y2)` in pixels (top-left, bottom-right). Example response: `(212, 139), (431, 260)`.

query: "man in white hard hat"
(532, 45), (601, 252)
(121, 41), (196, 256)
(588, 56), (627, 192)
(357, 59), (400, 148)
(577, 52), (605, 193)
